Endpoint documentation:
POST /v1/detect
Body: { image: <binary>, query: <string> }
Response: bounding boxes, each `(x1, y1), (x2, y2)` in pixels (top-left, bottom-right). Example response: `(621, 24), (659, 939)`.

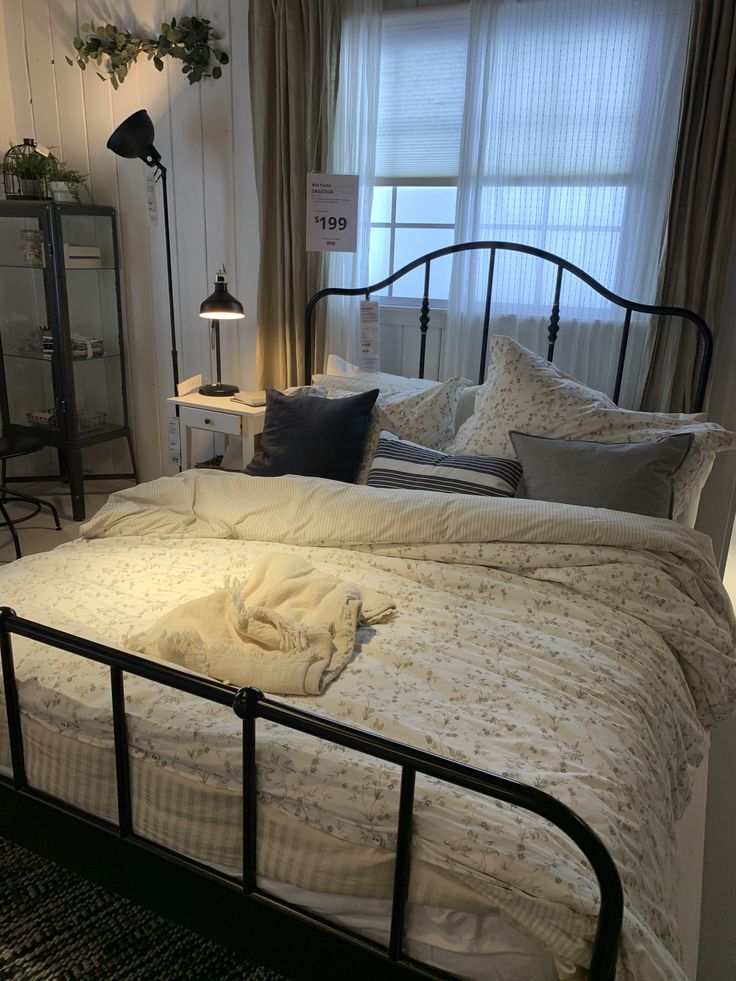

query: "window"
(370, 4), (469, 302)
(369, 1), (688, 309)
(369, 185), (456, 301)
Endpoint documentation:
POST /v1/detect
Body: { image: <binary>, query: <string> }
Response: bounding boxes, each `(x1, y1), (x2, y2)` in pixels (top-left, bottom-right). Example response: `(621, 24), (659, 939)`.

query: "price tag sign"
(359, 300), (381, 371)
(306, 173), (359, 253)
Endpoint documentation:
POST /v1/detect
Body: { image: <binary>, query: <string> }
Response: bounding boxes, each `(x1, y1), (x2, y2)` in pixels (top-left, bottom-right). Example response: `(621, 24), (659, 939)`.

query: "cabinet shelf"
(0, 262), (46, 271)
(5, 352), (121, 363)
(0, 263), (116, 271)
(0, 200), (136, 520)
(66, 266), (116, 272)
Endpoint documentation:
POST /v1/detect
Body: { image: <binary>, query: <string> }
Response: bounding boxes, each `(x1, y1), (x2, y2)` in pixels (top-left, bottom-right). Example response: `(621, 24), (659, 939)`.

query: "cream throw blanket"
(127, 554), (394, 695)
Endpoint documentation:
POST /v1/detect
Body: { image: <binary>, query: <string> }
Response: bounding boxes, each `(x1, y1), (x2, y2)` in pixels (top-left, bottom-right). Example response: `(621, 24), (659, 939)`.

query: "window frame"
(370, 177), (457, 306)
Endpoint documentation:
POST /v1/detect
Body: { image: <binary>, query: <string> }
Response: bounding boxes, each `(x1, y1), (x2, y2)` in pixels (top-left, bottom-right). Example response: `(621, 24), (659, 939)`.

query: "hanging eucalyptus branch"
(66, 17), (229, 89)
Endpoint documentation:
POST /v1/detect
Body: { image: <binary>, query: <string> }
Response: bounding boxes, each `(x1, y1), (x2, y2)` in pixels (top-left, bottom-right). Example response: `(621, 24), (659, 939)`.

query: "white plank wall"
(0, 0), (260, 481)
(0, 5), (17, 153)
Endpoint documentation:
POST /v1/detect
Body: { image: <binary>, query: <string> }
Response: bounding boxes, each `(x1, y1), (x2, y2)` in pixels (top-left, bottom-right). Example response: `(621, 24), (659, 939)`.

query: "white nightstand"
(168, 392), (266, 470)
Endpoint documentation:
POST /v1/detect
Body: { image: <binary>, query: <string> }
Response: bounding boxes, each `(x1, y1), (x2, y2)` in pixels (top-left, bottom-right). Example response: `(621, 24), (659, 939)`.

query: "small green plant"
(2, 143), (51, 198)
(3, 145), (88, 201)
(5, 151), (86, 186)
(7, 150), (49, 181)
(47, 158), (88, 192)
(66, 17), (229, 89)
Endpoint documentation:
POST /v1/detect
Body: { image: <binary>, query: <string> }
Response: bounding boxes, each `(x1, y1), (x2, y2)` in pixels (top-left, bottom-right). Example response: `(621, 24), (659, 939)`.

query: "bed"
(1, 242), (735, 981)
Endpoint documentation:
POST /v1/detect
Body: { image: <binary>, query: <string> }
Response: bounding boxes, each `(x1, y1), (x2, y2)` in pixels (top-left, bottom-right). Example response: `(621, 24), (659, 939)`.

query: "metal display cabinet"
(0, 200), (136, 520)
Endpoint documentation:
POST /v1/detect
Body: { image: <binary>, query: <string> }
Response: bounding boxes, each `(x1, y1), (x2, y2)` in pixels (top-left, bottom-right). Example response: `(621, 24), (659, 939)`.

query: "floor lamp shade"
(106, 110), (161, 168)
(199, 268), (245, 397)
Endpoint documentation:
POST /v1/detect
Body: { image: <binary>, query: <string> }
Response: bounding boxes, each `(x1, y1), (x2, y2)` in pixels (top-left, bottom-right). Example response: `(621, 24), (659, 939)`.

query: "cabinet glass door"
(61, 212), (123, 432)
(0, 215), (56, 432)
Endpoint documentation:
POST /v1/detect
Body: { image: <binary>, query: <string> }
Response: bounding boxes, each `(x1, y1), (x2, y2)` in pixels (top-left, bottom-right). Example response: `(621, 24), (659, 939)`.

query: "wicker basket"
(27, 409), (107, 431)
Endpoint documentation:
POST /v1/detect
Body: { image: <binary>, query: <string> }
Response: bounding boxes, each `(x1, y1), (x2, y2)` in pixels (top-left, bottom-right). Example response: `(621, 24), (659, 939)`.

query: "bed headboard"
(304, 241), (713, 412)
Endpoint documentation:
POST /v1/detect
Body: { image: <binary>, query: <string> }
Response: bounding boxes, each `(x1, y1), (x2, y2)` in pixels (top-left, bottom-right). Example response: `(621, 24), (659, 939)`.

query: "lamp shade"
(199, 268), (245, 320)
(106, 110), (161, 168)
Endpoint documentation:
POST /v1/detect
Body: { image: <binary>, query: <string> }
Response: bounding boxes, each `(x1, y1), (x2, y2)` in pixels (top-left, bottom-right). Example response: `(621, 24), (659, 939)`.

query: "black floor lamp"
(106, 110), (179, 395)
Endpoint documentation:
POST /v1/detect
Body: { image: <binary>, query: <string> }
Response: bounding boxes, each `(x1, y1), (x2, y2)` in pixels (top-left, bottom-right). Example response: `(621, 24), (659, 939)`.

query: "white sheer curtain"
(323, 0), (383, 366)
(442, 0), (690, 405)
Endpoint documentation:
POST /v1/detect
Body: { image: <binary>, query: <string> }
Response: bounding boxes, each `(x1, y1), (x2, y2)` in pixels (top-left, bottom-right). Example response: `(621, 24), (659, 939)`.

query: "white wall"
(0, 5), (16, 149)
(0, 0), (260, 481)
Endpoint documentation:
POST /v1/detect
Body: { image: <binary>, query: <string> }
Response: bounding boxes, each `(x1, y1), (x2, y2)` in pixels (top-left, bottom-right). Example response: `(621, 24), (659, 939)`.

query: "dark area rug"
(0, 837), (287, 981)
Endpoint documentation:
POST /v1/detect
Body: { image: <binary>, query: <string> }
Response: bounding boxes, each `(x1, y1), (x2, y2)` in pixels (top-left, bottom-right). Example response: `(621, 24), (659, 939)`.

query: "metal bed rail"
(304, 240), (713, 411)
(0, 607), (623, 979)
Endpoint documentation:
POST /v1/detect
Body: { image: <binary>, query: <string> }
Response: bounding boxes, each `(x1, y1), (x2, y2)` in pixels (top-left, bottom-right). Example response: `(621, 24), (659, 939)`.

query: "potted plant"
(2, 140), (52, 199)
(47, 158), (89, 203)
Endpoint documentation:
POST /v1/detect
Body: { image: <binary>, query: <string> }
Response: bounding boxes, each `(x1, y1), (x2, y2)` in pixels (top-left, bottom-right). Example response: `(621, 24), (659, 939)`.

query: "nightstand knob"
(204, 417), (211, 425)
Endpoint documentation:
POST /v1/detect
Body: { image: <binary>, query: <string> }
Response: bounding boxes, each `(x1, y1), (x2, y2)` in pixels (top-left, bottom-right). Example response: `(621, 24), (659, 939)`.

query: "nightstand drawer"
(179, 405), (242, 436)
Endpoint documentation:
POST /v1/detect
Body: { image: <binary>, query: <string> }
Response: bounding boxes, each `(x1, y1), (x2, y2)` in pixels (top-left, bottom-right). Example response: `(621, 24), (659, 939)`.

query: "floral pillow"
(312, 377), (469, 483)
(447, 335), (735, 522)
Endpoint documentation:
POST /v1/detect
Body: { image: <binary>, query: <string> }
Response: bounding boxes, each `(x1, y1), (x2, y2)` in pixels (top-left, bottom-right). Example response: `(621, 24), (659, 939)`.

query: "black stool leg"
(46, 498), (62, 530)
(2, 488), (62, 530)
(0, 500), (22, 560)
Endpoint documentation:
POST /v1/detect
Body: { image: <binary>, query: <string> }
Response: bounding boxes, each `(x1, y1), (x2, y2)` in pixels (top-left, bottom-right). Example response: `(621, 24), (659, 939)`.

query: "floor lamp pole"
(105, 108), (183, 471)
(156, 162), (180, 395)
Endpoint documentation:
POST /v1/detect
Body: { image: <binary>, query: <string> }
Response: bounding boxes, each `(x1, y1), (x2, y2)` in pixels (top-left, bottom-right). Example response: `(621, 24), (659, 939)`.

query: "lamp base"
(199, 382), (239, 397)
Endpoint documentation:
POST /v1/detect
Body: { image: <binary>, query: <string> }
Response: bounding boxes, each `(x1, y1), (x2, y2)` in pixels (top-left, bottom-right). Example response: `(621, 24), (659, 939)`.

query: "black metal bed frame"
(0, 606), (623, 980)
(304, 241), (713, 412)
(0, 241), (715, 980)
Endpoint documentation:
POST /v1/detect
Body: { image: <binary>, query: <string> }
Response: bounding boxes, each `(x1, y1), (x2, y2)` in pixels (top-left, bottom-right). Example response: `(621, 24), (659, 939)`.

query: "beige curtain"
(248, 1), (339, 389)
(642, 0), (736, 412)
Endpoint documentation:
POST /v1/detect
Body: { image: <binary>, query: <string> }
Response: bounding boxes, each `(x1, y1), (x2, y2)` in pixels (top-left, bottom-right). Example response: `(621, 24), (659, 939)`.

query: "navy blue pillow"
(245, 387), (379, 482)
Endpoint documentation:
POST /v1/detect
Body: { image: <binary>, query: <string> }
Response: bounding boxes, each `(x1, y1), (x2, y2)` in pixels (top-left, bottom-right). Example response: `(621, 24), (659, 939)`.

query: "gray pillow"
(510, 431), (693, 518)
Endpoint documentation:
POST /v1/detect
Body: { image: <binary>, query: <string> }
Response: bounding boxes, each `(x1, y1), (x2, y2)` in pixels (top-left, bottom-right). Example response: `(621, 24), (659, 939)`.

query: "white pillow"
(325, 354), (360, 375)
(455, 385), (480, 430)
(317, 356), (439, 396)
(319, 355), (477, 432)
(448, 335), (735, 522)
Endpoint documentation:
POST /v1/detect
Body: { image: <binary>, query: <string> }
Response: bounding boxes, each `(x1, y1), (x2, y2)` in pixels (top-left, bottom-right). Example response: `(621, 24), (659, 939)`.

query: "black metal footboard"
(0, 608), (623, 980)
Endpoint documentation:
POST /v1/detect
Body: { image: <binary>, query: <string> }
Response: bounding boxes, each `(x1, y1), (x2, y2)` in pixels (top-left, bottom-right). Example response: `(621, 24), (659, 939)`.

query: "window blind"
(375, 4), (470, 179)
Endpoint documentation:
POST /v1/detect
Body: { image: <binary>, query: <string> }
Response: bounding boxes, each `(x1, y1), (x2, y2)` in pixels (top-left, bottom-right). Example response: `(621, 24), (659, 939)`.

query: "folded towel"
(127, 554), (394, 695)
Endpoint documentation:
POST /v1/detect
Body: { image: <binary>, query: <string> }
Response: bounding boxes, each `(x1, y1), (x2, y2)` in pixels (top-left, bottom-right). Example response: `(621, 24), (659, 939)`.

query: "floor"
(0, 478), (131, 564)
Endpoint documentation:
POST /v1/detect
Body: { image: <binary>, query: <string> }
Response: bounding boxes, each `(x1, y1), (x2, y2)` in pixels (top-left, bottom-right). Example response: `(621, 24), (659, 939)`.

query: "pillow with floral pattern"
(311, 377), (470, 483)
(447, 335), (735, 522)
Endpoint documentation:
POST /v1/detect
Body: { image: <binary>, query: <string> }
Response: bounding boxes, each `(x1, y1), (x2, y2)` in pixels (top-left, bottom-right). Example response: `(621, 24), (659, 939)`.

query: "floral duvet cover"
(1, 470), (734, 981)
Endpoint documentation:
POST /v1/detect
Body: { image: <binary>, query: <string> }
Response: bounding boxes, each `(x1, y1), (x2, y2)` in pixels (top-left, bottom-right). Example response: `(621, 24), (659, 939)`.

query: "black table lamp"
(199, 267), (245, 396)
(106, 110), (179, 395)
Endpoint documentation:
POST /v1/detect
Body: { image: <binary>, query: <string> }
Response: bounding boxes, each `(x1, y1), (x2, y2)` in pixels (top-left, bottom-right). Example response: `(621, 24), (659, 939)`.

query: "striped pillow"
(367, 431), (521, 497)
